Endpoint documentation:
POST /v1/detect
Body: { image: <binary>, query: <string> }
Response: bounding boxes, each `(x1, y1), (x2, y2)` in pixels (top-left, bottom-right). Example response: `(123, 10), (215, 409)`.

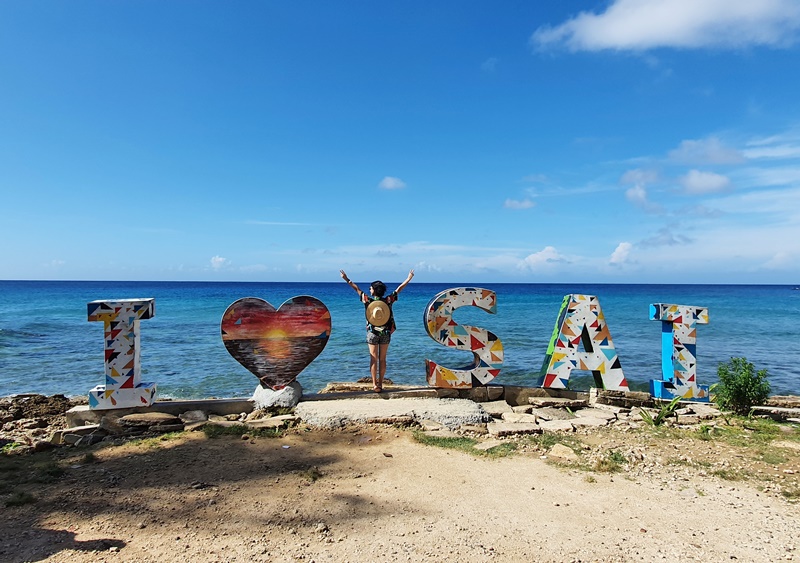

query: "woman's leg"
(368, 343), (380, 390)
(377, 342), (389, 389)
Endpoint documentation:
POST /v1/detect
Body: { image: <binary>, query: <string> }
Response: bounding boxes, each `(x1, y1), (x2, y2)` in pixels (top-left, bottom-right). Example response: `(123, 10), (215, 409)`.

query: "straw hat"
(366, 300), (391, 326)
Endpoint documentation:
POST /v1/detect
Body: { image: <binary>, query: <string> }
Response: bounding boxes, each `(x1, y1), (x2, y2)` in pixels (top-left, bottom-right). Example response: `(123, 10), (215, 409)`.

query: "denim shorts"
(367, 330), (391, 345)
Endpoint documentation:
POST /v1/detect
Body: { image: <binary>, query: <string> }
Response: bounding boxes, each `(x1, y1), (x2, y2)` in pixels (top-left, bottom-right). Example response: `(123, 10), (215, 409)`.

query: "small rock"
(179, 410), (208, 423)
(500, 412), (539, 424)
(548, 443), (579, 462)
(459, 423), (489, 435)
(246, 417), (293, 429)
(418, 419), (446, 432)
(252, 381), (303, 409)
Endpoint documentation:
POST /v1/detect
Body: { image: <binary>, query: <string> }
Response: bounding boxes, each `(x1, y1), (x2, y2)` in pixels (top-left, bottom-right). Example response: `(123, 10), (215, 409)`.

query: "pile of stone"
(419, 388), (725, 439)
(50, 405), (301, 447)
(0, 385), (759, 454)
(1, 394), (84, 453)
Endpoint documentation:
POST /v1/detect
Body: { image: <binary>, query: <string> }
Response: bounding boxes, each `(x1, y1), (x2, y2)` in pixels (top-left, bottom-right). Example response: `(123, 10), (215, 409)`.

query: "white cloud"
(246, 220), (314, 226)
(378, 176), (407, 190)
(708, 185), (800, 221)
(743, 144), (800, 160)
(210, 256), (228, 270)
(639, 228), (693, 247)
(240, 264), (268, 272)
(521, 173), (547, 183)
(609, 242), (633, 265)
(625, 184), (649, 205)
(414, 261), (442, 273)
(680, 170), (731, 194)
(763, 251), (795, 269)
(668, 137), (745, 165)
(481, 57), (498, 72)
(621, 168), (661, 209)
(623, 176), (665, 213)
(736, 166), (800, 188)
(621, 168), (659, 185)
(532, 0), (800, 52)
(519, 246), (566, 269)
(504, 198), (536, 210)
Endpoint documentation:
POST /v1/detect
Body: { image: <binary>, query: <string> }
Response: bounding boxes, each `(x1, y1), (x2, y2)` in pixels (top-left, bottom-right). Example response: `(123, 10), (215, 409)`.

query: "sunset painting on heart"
(220, 296), (331, 390)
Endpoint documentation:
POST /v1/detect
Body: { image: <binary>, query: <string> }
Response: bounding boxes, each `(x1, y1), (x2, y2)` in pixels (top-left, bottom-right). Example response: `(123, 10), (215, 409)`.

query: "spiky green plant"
(640, 396), (682, 426)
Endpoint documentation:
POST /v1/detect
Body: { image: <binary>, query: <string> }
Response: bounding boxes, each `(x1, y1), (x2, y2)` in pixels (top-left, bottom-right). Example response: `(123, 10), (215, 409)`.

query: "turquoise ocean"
(1, 281), (798, 399)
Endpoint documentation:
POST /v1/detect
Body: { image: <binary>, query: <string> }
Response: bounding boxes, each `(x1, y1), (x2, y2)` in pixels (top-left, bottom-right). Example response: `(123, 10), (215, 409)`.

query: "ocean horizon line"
(2, 279), (798, 287)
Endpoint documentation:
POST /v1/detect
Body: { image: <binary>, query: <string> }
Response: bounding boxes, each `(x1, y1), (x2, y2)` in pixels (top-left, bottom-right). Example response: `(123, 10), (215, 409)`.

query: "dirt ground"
(2, 412), (800, 563)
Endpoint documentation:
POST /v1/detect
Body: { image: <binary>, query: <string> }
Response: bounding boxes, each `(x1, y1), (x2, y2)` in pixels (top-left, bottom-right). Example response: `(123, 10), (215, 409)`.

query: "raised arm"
(339, 269), (363, 295)
(395, 269), (415, 294)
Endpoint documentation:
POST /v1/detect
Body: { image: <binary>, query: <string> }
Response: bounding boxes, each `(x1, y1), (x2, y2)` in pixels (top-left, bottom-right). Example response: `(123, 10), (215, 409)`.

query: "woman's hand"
(340, 270), (350, 282)
(396, 269), (415, 293)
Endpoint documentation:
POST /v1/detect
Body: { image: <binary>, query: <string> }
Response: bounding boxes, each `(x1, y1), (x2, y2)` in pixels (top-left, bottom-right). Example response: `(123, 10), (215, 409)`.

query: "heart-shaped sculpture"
(220, 296), (331, 390)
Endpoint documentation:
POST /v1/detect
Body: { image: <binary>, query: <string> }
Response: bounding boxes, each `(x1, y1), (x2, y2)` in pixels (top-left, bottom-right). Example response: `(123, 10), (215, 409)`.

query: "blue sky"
(2, 1), (800, 284)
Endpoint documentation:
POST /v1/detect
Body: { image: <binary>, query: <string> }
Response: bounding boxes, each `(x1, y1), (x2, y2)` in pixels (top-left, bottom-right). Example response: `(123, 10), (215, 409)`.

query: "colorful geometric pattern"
(649, 303), (710, 402)
(423, 287), (504, 388)
(539, 294), (628, 391)
(221, 296), (331, 390)
(87, 299), (157, 409)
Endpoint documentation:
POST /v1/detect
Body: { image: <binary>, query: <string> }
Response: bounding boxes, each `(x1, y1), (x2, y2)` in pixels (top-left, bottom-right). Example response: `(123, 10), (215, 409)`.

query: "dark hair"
(370, 281), (387, 297)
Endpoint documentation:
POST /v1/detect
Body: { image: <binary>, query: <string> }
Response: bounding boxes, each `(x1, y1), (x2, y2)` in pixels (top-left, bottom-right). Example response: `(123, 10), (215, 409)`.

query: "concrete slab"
(538, 419), (575, 432)
(574, 408), (617, 421)
(570, 417), (609, 428)
(482, 400), (514, 417)
(294, 397), (491, 430)
(528, 396), (589, 409)
(486, 421), (541, 437)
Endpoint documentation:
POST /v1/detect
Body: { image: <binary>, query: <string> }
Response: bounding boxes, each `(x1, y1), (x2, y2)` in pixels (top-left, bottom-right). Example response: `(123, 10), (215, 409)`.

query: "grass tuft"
(31, 461), (64, 483)
(1, 442), (24, 455)
(5, 490), (37, 507)
(202, 424), (283, 439)
(712, 468), (743, 481)
(411, 431), (517, 458)
(781, 487), (800, 499)
(593, 450), (626, 473)
(300, 466), (323, 483)
(128, 432), (186, 449)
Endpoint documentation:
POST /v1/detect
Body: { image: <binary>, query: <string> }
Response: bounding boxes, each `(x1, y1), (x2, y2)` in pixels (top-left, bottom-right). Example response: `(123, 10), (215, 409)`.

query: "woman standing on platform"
(339, 269), (415, 392)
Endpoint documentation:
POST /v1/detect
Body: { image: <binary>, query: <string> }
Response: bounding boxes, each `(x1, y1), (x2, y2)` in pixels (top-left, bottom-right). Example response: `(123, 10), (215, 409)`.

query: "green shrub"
(714, 357), (770, 415)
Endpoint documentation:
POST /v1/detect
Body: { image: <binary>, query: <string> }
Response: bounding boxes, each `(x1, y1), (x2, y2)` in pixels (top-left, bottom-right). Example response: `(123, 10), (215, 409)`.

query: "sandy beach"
(2, 393), (800, 563)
